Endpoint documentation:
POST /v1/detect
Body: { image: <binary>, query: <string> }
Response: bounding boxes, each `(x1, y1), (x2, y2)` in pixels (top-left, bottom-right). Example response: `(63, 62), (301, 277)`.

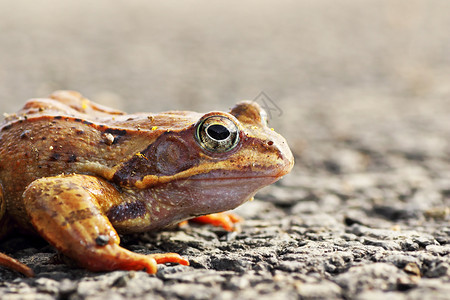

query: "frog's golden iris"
(196, 115), (240, 153)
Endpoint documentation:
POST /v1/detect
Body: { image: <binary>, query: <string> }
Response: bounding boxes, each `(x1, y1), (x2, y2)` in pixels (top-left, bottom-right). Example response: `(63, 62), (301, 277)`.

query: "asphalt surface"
(0, 1), (449, 299)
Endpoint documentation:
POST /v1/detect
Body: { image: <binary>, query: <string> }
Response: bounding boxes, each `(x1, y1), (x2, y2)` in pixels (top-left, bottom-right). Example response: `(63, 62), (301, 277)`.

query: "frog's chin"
(126, 175), (279, 232)
(168, 174), (280, 213)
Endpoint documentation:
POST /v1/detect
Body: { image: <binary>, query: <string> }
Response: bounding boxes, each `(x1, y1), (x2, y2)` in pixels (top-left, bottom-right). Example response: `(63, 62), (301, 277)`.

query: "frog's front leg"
(23, 175), (189, 274)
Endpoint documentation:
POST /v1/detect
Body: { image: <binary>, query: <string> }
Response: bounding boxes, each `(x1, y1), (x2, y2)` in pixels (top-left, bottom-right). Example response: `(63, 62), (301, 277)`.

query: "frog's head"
(113, 101), (294, 220)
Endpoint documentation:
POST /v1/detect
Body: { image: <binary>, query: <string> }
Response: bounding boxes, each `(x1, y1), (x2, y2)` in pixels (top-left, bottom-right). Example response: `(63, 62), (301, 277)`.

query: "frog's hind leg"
(0, 252), (34, 277)
(0, 185), (34, 277)
(49, 91), (125, 116)
(23, 175), (188, 274)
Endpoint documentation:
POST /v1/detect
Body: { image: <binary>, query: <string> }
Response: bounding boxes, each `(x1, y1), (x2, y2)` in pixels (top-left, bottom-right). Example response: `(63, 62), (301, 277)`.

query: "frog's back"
(0, 92), (120, 224)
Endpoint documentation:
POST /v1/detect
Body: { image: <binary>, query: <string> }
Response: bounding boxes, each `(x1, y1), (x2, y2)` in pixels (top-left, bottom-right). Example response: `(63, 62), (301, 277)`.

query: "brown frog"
(0, 91), (294, 277)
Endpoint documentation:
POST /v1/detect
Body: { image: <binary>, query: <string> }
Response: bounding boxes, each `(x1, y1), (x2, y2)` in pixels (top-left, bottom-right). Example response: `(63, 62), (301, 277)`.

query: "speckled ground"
(0, 1), (449, 299)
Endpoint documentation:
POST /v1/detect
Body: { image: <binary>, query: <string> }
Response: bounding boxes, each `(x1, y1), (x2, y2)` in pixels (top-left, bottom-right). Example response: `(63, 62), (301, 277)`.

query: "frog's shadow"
(0, 234), (107, 280)
(0, 230), (190, 281)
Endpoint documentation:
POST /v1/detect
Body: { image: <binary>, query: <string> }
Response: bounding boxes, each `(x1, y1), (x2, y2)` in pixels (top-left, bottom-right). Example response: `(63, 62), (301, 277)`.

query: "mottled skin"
(0, 91), (294, 276)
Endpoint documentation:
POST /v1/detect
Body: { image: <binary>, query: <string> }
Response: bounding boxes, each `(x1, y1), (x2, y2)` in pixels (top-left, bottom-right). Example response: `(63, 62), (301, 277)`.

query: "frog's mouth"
(134, 152), (293, 190)
(185, 172), (282, 183)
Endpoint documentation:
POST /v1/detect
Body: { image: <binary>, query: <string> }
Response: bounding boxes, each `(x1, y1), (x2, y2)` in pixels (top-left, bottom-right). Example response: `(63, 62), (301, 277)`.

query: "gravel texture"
(0, 1), (449, 299)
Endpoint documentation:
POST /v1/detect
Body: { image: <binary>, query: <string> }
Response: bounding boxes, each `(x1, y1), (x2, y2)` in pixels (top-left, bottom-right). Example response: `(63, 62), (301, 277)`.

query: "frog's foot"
(75, 245), (189, 274)
(23, 174), (189, 274)
(189, 212), (243, 231)
(0, 252), (34, 277)
(148, 253), (189, 265)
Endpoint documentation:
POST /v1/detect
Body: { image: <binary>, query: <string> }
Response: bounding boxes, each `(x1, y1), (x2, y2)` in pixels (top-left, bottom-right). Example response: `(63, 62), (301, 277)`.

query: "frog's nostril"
(267, 141), (274, 146)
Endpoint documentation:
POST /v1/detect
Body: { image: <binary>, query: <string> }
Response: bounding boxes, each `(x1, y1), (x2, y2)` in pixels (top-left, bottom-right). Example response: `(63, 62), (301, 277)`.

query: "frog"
(0, 90), (294, 277)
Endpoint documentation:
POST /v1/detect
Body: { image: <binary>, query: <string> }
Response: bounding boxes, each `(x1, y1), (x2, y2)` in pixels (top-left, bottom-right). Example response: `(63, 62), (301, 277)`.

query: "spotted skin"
(23, 174), (187, 273)
(0, 90), (294, 276)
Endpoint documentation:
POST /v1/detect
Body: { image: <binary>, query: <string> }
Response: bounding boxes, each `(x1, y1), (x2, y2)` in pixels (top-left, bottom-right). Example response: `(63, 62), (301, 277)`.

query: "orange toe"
(149, 253), (190, 266)
(190, 212), (243, 231)
(0, 252), (34, 277)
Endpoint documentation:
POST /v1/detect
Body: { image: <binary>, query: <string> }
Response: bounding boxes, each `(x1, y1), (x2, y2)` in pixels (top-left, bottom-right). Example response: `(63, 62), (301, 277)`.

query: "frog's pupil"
(207, 124), (230, 141)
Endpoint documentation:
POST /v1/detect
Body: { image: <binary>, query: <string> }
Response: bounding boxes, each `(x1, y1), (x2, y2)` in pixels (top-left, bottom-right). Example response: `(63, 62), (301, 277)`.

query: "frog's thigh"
(22, 175), (160, 273)
(50, 90), (123, 115)
(0, 184), (13, 238)
(0, 183), (6, 236)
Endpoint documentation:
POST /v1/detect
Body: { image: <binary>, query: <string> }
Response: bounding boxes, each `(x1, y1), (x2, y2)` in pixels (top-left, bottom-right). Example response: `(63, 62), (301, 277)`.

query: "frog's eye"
(196, 115), (239, 153)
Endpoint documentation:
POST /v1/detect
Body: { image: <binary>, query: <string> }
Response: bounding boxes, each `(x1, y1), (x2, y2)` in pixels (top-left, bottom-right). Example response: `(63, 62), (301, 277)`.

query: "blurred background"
(1, 0), (449, 170)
